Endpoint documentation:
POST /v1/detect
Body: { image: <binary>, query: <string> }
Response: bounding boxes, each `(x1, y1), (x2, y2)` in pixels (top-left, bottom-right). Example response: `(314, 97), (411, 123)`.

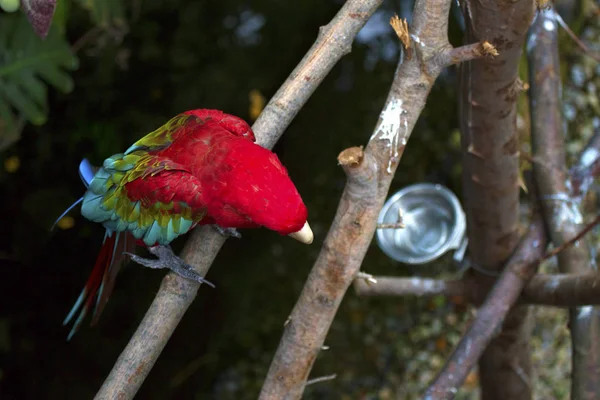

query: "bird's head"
(210, 138), (313, 244)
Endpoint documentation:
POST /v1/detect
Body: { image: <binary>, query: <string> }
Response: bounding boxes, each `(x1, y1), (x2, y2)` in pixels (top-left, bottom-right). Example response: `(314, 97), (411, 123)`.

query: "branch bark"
(522, 273), (600, 306)
(355, 276), (470, 298)
(259, 1), (494, 398)
(419, 13), (600, 394)
(424, 215), (547, 399)
(458, 0), (535, 397)
(528, 9), (600, 399)
(94, 1), (383, 398)
(354, 273), (600, 307)
(570, 130), (600, 199)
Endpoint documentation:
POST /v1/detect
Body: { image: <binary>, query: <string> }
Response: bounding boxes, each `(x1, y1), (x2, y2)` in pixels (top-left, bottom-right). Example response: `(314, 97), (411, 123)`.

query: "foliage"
(0, 0), (127, 152)
(0, 13), (77, 150)
(74, 0), (125, 27)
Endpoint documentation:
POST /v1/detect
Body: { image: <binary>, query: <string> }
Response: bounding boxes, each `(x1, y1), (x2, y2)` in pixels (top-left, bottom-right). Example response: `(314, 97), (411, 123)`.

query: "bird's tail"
(54, 159), (136, 339)
(63, 229), (134, 340)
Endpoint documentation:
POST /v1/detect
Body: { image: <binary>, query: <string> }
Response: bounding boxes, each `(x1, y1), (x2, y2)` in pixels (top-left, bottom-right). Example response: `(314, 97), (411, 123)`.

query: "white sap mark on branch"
(543, 19), (556, 31)
(546, 277), (560, 291)
(371, 98), (408, 173)
(580, 147), (600, 168)
(410, 34), (425, 47)
(423, 279), (434, 291)
(578, 306), (592, 320)
(410, 277), (436, 293)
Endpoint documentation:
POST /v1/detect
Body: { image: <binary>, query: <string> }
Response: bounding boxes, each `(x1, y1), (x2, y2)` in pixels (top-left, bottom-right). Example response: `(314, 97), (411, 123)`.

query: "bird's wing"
(82, 151), (208, 247)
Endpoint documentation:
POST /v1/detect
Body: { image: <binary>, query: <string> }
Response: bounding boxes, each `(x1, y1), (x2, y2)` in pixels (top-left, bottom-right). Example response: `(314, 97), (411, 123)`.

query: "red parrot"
(57, 109), (312, 339)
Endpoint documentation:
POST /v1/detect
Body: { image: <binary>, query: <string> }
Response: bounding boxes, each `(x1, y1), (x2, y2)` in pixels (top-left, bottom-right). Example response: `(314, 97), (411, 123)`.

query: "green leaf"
(75, 0), (124, 27)
(0, 13), (78, 147)
(52, 0), (70, 35)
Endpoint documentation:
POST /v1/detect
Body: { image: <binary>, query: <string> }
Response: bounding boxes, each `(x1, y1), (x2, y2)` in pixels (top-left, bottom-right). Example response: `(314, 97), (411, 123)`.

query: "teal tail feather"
(51, 197), (83, 230)
(51, 159), (98, 231)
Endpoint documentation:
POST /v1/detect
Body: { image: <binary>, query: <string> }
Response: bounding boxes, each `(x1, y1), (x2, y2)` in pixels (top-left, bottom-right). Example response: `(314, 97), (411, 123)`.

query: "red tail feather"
(64, 231), (136, 339)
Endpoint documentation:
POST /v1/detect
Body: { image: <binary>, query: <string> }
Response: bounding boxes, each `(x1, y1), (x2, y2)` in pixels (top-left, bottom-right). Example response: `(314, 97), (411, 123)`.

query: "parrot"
(56, 109), (313, 339)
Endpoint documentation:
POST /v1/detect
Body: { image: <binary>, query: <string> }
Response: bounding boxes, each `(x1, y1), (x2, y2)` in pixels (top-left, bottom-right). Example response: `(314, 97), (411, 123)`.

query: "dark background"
(0, 0), (468, 398)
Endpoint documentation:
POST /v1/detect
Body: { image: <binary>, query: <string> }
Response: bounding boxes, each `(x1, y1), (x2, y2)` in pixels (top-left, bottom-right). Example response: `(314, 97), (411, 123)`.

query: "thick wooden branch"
(458, 0), (536, 396)
(355, 273), (600, 306)
(94, 1), (383, 398)
(460, 0), (534, 273)
(417, 12), (600, 394)
(259, 146), (381, 399)
(529, 9), (600, 399)
(424, 215), (547, 399)
(259, 0), (495, 397)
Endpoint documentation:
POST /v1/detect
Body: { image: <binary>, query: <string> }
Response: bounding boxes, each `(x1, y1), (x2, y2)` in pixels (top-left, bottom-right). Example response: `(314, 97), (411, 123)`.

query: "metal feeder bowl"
(376, 183), (467, 264)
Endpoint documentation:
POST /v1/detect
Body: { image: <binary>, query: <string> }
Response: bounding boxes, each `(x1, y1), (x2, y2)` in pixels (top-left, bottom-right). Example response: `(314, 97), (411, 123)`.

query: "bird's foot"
(125, 245), (215, 288)
(212, 225), (242, 239)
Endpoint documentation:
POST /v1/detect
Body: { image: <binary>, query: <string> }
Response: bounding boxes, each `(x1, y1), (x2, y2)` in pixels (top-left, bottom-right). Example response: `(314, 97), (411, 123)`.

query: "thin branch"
(376, 222), (405, 229)
(355, 273), (600, 307)
(71, 26), (103, 53)
(424, 215), (547, 399)
(94, 1), (383, 398)
(554, 9), (600, 63)
(259, 0), (495, 397)
(306, 374), (337, 386)
(541, 214), (600, 261)
(441, 41), (499, 66)
(354, 276), (469, 298)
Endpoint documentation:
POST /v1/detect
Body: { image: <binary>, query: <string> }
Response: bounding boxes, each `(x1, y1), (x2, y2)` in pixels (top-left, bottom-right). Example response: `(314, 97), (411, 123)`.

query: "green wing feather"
(124, 114), (202, 154)
(82, 114), (207, 246)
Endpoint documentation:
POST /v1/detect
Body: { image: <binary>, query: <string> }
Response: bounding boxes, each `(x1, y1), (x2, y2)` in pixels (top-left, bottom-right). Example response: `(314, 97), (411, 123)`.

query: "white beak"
(288, 221), (314, 244)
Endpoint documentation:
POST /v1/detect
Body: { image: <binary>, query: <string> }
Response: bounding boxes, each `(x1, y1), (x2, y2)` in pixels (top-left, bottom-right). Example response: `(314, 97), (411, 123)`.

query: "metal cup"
(376, 183), (467, 264)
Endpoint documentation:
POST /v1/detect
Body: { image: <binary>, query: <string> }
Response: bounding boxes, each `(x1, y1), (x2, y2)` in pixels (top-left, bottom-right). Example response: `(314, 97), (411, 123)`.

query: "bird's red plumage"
(65, 109), (308, 338)
(124, 110), (307, 235)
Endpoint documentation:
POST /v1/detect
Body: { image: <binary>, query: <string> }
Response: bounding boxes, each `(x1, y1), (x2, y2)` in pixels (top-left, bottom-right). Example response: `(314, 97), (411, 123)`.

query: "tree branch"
(458, 0), (536, 396)
(94, 1), (383, 398)
(554, 9), (600, 63)
(440, 40), (499, 66)
(418, 10), (600, 394)
(424, 215), (547, 399)
(259, 1), (494, 398)
(529, 9), (600, 399)
(570, 130), (600, 199)
(354, 276), (470, 298)
(521, 273), (600, 306)
(355, 273), (600, 307)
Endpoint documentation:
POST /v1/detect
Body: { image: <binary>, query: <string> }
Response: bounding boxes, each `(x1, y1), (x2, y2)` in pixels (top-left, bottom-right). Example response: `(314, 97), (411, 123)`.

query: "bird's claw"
(124, 246), (215, 288)
(213, 225), (242, 239)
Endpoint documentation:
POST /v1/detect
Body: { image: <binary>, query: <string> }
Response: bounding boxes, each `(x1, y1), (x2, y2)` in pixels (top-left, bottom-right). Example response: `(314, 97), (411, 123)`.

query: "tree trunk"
(459, 0), (535, 398)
